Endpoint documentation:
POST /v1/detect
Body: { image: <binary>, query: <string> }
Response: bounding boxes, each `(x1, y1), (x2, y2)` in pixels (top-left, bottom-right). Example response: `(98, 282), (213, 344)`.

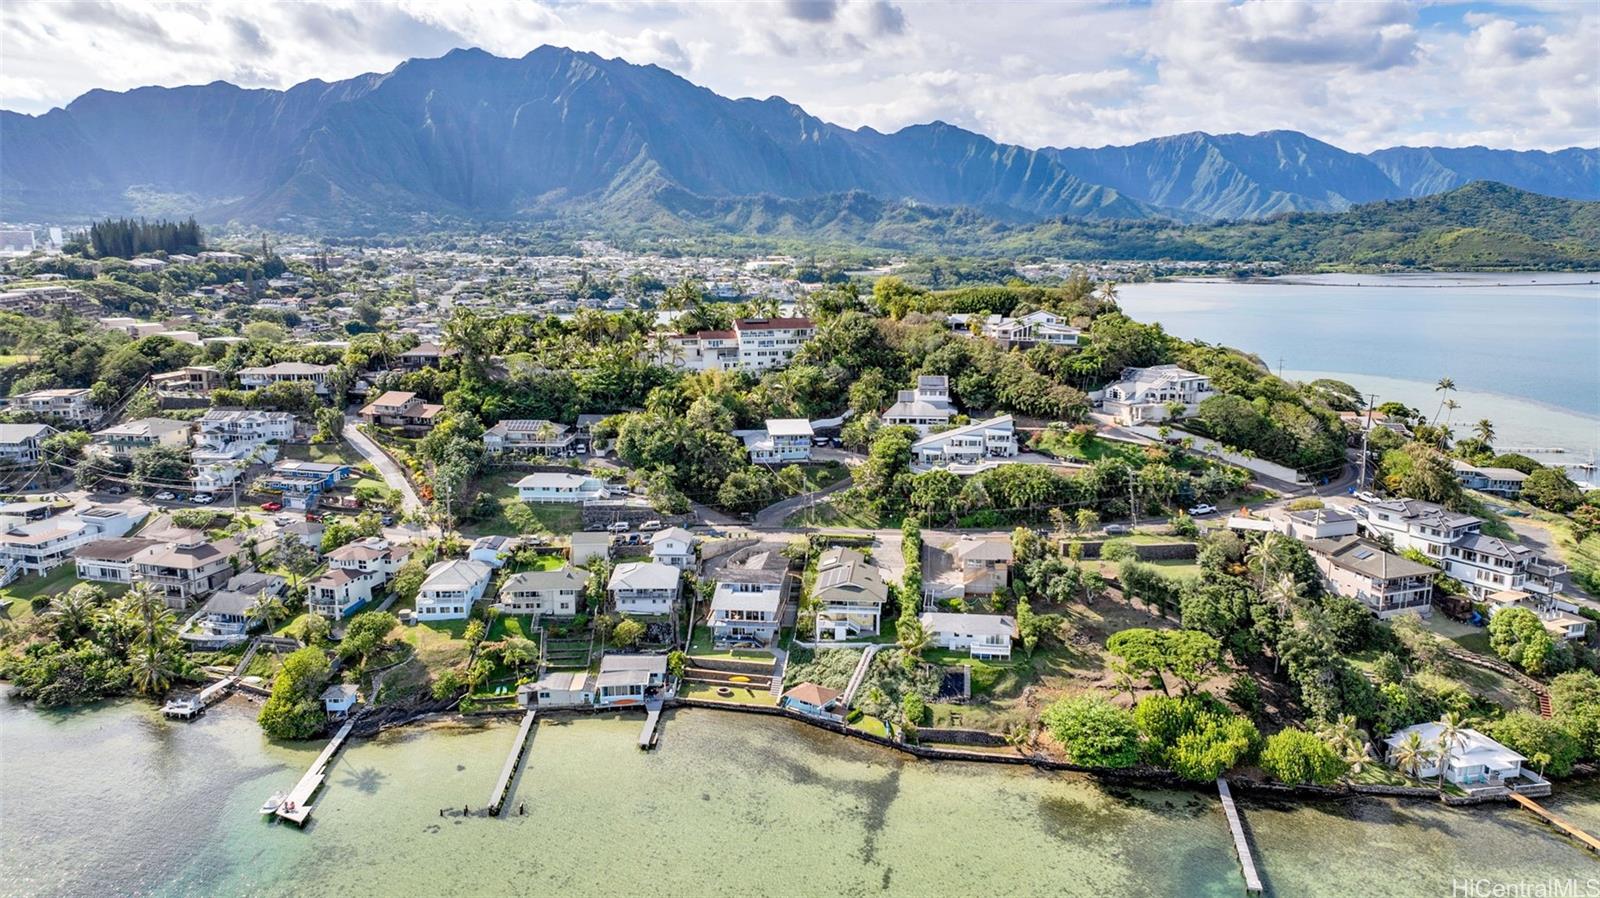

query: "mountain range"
(1, 46), (1596, 234)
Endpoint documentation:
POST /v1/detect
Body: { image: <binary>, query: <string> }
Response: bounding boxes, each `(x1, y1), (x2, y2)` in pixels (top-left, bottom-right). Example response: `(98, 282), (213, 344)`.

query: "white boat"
(260, 792), (287, 815)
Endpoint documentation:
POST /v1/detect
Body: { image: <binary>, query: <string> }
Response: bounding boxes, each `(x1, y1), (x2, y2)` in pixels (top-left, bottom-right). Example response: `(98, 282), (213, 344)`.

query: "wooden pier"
(162, 676), (239, 720)
(487, 710), (537, 817)
(1216, 778), (1264, 895)
(638, 698), (663, 750)
(1510, 792), (1600, 853)
(274, 719), (356, 827)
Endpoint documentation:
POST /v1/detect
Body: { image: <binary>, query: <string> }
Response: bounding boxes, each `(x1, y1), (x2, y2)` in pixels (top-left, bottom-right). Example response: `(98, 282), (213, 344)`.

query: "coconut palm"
(1441, 398), (1461, 426)
(501, 638), (537, 671)
(1245, 532), (1290, 593)
(1473, 419), (1496, 445)
(129, 643), (180, 695)
(245, 591), (289, 630)
(1431, 377), (1456, 425)
(1317, 715), (1373, 773)
(1433, 712), (1469, 793)
(1391, 731), (1431, 782)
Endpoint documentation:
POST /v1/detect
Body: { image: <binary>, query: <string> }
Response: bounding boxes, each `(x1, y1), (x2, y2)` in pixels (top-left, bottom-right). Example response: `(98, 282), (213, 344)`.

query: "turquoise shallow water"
(1, 699), (1595, 897)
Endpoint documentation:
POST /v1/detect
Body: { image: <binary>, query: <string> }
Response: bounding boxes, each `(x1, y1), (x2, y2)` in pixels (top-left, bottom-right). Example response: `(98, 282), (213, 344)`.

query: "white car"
(192, 494), (215, 504)
(1356, 490), (1382, 504)
(155, 491), (177, 501)
(606, 521), (631, 534)
(1187, 504), (1218, 516)
(639, 520), (663, 531)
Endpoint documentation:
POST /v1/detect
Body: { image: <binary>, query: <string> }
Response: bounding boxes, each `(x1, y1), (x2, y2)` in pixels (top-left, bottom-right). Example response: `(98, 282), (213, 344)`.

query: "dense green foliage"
(1041, 695), (1142, 768)
(1260, 728), (1349, 785)
(85, 217), (204, 258)
(258, 646), (333, 740)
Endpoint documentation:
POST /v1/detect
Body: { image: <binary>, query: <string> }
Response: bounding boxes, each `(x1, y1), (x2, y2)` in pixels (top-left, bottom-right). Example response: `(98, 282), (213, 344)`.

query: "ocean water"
(0, 700), (1594, 898)
(1117, 275), (1600, 468)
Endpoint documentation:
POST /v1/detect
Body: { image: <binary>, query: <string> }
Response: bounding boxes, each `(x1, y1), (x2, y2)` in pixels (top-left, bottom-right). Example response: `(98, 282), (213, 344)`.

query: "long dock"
(1509, 792), (1600, 852)
(487, 710), (537, 817)
(275, 719), (356, 826)
(639, 697), (663, 750)
(1216, 778), (1264, 895)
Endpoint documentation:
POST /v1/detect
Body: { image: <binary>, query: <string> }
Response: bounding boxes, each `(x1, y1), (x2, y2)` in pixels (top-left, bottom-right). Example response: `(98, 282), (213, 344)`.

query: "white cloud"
(0, 0), (1593, 152)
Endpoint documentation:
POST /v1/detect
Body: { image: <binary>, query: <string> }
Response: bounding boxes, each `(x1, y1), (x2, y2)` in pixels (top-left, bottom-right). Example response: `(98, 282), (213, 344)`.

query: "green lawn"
(506, 553), (566, 574)
(785, 495), (884, 529)
(281, 440), (365, 467)
(681, 682), (778, 706)
(851, 714), (889, 737)
(687, 625), (777, 662)
(461, 479), (583, 537)
(0, 566), (129, 620)
(1032, 431), (1147, 465)
(487, 614), (539, 641)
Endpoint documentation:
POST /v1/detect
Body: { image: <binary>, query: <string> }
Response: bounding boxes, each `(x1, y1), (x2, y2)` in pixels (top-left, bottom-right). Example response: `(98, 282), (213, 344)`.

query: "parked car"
(1104, 524), (1132, 535)
(192, 494), (215, 504)
(380, 514), (395, 526)
(155, 491), (177, 501)
(1188, 504), (1218, 516)
(260, 501), (283, 512)
(273, 514), (293, 526)
(584, 522), (606, 532)
(1355, 490), (1381, 504)
(106, 485), (127, 495)
(606, 521), (631, 534)
(639, 520), (663, 531)
(812, 436), (831, 446)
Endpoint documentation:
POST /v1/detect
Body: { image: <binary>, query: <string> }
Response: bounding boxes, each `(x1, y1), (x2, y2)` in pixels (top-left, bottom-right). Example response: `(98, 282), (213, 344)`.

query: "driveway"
(343, 417), (431, 529)
(752, 476), (854, 527)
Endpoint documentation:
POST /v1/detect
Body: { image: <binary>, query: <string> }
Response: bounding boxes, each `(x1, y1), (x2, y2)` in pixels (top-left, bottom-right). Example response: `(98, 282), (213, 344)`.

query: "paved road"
(753, 476), (855, 527)
(343, 418), (438, 540)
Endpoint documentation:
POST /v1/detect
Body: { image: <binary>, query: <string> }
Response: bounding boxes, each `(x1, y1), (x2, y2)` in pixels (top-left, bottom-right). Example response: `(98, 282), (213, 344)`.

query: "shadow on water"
(339, 765), (389, 794)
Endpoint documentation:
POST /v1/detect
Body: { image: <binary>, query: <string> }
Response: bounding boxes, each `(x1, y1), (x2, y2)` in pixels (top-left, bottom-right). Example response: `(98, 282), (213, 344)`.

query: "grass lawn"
(1033, 431), (1147, 466)
(1076, 557), (1201, 583)
(506, 553), (566, 574)
(282, 440), (365, 467)
(851, 714), (889, 737)
(687, 625), (777, 662)
(460, 479), (583, 537)
(0, 566), (129, 620)
(487, 614), (539, 642)
(681, 682), (777, 706)
(1346, 765), (1425, 788)
(784, 495), (883, 529)
(397, 620), (473, 672)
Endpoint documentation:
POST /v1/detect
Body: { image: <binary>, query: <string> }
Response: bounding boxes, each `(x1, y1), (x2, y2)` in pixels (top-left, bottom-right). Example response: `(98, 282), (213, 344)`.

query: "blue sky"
(2, 0), (1594, 151)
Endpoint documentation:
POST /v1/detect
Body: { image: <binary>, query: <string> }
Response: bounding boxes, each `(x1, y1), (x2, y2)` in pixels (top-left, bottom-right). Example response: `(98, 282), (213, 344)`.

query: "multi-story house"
(497, 565), (586, 618)
(1307, 535), (1436, 618)
(666, 317), (816, 372)
(135, 536), (242, 608)
(516, 472), (610, 504)
(0, 423), (56, 465)
(1359, 499), (1568, 600)
(415, 559), (493, 621)
(1100, 365), (1213, 425)
(1484, 589), (1590, 643)
(707, 547), (789, 645)
(325, 537), (409, 583)
(262, 460), (351, 510)
(483, 419), (576, 456)
(7, 388), (99, 425)
(358, 391), (443, 430)
(649, 527), (697, 569)
(194, 409), (296, 456)
(74, 536), (163, 585)
(307, 566), (382, 620)
(882, 376), (956, 433)
(919, 612), (1015, 659)
(952, 310), (1081, 349)
(396, 341), (458, 369)
(922, 533), (1013, 603)
(0, 504), (147, 577)
(150, 365), (223, 395)
(607, 561), (681, 616)
(812, 546), (888, 641)
(595, 654), (668, 707)
(236, 362), (336, 395)
(740, 418), (813, 464)
(89, 418), (193, 459)
(1452, 461), (1528, 499)
(911, 416), (1017, 469)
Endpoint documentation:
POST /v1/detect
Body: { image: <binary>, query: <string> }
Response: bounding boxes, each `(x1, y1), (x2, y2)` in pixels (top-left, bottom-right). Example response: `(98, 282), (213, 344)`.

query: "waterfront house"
(919, 612), (1016, 659)
(740, 418), (814, 464)
(483, 419), (576, 456)
(910, 416), (1017, 470)
(649, 527), (697, 570)
(359, 391), (443, 430)
(517, 670), (595, 709)
(780, 682), (846, 721)
(922, 532), (1013, 603)
(497, 565), (586, 618)
(415, 559), (493, 621)
(180, 588), (259, 649)
(812, 545), (889, 641)
(236, 362), (336, 395)
(1451, 461), (1528, 499)
(882, 376), (956, 433)
(321, 684), (359, 717)
(608, 561), (681, 616)
(1383, 722), (1545, 795)
(1100, 365), (1212, 425)
(89, 417), (193, 459)
(134, 535), (242, 608)
(0, 423), (56, 465)
(516, 472), (609, 504)
(708, 549), (788, 645)
(595, 654), (668, 707)
(1306, 535), (1436, 618)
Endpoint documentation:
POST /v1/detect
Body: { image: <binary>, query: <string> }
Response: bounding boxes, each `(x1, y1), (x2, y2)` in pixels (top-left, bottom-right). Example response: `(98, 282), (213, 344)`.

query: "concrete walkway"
(840, 644), (883, 709)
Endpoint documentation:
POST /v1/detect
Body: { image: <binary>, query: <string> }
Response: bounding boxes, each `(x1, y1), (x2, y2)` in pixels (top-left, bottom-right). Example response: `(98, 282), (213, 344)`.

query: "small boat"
(260, 792), (287, 815)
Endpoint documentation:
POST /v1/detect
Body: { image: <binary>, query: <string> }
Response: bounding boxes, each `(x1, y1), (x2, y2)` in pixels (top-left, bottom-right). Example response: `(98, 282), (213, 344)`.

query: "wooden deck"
(487, 710), (537, 817)
(1509, 792), (1600, 852)
(1216, 778), (1264, 895)
(638, 698), (663, 750)
(275, 719), (356, 826)
(162, 676), (239, 719)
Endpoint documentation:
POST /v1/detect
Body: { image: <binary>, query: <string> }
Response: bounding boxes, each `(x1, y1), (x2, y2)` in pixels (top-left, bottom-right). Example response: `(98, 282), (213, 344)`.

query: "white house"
(498, 565), (586, 618)
(325, 537), (409, 584)
(990, 310), (1081, 348)
(882, 376), (956, 433)
(740, 418), (813, 464)
(6, 388), (98, 425)
(415, 559), (493, 621)
(1306, 536), (1436, 618)
(0, 423), (57, 465)
(1359, 499), (1567, 600)
(468, 535), (516, 568)
(649, 527), (697, 569)
(74, 536), (164, 585)
(919, 612), (1015, 659)
(1283, 506), (1360, 541)
(607, 561), (681, 616)
(569, 531), (611, 566)
(483, 419), (576, 456)
(1383, 722), (1542, 794)
(708, 550), (788, 646)
(911, 416), (1017, 469)
(321, 684), (359, 717)
(236, 362), (336, 395)
(516, 472), (610, 504)
(665, 317), (816, 373)
(1, 503), (150, 577)
(595, 654), (668, 707)
(812, 546), (889, 641)
(307, 566), (381, 621)
(194, 409), (296, 455)
(89, 418), (192, 459)
(1100, 365), (1212, 425)
(1484, 590), (1591, 642)
(1451, 460), (1529, 498)
(517, 670), (595, 709)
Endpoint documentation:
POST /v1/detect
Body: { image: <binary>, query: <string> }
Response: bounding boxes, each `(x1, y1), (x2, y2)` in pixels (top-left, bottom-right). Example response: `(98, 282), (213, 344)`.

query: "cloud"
(1466, 18), (1548, 64)
(866, 1), (906, 36)
(783, 0), (839, 24)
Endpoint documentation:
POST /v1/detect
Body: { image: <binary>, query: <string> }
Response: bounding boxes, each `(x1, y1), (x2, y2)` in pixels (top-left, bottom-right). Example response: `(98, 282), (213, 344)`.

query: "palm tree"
(1431, 377), (1456, 425)
(1317, 715), (1372, 773)
(46, 585), (103, 641)
(1441, 398), (1461, 426)
(1473, 419), (1495, 445)
(1245, 532), (1289, 594)
(501, 638), (537, 671)
(245, 591), (288, 631)
(1391, 731), (1431, 783)
(1433, 712), (1469, 793)
(1531, 751), (1551, 777)
(129, 643), (179, 695)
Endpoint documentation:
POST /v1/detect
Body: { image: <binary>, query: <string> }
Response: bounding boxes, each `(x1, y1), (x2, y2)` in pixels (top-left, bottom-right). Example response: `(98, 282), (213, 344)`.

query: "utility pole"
(1128, 476), (1138, 532)
(1356, 392), (1377, 492)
